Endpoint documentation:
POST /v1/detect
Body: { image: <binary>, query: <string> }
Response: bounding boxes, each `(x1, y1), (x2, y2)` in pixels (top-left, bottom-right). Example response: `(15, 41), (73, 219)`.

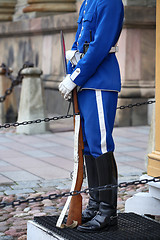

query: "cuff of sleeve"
(64, 74), (77, 91)
(70, 68), (81, 81)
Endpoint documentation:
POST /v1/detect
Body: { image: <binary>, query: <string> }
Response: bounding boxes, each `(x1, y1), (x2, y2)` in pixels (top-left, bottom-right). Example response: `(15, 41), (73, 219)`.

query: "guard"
(59, 0), (124, 232)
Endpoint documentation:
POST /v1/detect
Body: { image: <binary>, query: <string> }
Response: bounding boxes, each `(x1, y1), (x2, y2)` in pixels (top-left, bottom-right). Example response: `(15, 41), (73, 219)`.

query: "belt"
(80, 45), (119, 58)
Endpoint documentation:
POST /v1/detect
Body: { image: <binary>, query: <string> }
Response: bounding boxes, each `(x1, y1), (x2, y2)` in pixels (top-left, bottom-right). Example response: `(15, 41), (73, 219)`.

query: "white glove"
(66, 50), (83, 66)
(59, 74), (76, 100)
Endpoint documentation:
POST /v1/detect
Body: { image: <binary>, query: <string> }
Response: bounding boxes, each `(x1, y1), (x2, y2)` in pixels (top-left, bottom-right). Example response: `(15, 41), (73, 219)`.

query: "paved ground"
(0, 124), (150, 195)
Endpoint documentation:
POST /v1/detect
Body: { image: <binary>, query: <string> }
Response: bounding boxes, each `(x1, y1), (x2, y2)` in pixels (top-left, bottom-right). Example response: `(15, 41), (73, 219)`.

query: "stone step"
(148, 182), (160, 200)
(0, 0), (16, 22)
(0, 14), (12, 21)
(140, 174), (160, 200)
(0, 3), (16, 8)
(0, 8), (15, 14)
(27, 220), (64, 240)
(125, 192), (160, 216)
(23, 3), (76, 13)
(0, 0), (16, 2)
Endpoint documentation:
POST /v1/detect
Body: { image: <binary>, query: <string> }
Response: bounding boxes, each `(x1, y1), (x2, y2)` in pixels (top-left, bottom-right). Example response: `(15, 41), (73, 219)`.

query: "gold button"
(84, 10), (85, 14)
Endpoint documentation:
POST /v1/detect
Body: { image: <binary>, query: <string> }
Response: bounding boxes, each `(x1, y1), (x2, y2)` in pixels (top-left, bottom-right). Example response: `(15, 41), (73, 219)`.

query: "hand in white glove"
(59, 74), (76, 100)
(66, 50), (83, 66)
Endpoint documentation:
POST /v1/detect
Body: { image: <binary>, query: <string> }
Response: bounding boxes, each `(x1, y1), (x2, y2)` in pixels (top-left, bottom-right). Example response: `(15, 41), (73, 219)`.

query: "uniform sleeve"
(70, 0), (124, 86)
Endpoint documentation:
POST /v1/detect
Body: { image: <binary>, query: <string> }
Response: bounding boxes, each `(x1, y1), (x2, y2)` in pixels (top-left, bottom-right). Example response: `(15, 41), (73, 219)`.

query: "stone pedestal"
(16, 67), (47, 135)
(125, 175), (160, 217)
(27, 221), (64, 240)
(0, 0), (17, 22)
(22, 0), (76, 19)
(0, 66), (17, 124)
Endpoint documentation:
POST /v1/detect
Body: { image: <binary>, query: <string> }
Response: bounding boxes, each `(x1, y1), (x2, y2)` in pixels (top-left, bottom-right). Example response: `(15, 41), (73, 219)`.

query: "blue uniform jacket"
(67, 0), (124, 92)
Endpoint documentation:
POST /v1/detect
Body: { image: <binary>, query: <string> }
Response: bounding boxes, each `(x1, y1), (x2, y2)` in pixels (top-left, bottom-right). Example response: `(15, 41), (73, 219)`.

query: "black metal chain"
(116, 100), (156, 110)
(0, 177), (159, 209)
(0, 100), (155, 130)
(0, 114), (76, 129)
(0, 62), (34, 103)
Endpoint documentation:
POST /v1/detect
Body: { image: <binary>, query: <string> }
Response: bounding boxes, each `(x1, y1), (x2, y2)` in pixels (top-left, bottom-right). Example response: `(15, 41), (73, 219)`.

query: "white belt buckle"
(109, 46), (119, 53)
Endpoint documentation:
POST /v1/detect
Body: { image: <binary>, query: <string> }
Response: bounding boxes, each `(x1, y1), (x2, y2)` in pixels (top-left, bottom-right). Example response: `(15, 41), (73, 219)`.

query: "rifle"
(56, 31), (84, 228)
(66, 88), (84, 226)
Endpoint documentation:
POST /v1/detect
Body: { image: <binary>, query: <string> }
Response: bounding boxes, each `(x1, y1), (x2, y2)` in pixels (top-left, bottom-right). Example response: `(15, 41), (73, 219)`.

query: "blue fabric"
(78, 90), (118, 158)
(67, 0), (124, 92)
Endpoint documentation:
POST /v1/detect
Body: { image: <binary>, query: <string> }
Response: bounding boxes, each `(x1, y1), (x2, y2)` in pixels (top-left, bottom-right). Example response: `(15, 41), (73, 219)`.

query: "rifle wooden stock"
(66, 88), (84, 226)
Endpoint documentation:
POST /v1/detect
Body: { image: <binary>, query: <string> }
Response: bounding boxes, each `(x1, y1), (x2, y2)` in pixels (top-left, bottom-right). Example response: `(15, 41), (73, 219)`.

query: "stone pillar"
(22, 0), (76, 19)
(16, 67), (47, 135)
(0, 66), (17, 124)
(0, 0), (17, 22)
(148, 0), (160, 177)
(115, 0), (156, 126)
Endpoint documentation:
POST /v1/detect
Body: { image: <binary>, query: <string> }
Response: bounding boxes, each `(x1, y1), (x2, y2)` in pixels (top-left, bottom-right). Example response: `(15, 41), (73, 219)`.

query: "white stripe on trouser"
(95, 90), (107, 154)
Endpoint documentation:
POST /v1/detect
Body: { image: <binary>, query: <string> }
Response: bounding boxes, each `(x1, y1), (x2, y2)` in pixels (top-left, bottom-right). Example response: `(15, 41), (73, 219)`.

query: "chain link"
(0, 62), (34, 103)
(0, 114), (76, 129)
(116, 100), (156, 110)
(0, 100), (156, 129)
(0, 177), (159, 209)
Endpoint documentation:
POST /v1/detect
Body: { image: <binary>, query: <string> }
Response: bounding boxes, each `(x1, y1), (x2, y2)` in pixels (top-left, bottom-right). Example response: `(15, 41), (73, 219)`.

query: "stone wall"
(14, 0), (77, 21)
(116, 3), (156, 126)
(123, 0), (155, 6)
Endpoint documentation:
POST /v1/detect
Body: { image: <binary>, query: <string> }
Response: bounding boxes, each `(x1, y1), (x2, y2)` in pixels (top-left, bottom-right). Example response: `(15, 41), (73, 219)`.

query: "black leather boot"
(77, 152), (118, 232)
(81, 155), (99, 224)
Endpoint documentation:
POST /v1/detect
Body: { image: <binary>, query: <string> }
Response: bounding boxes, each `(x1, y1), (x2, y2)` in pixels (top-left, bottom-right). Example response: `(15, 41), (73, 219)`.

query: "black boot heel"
(109, 215), (118, 226)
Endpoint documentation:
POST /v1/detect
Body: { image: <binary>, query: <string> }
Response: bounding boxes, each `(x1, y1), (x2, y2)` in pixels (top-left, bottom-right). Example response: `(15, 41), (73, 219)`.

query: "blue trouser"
(78, 89), (118, 158)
